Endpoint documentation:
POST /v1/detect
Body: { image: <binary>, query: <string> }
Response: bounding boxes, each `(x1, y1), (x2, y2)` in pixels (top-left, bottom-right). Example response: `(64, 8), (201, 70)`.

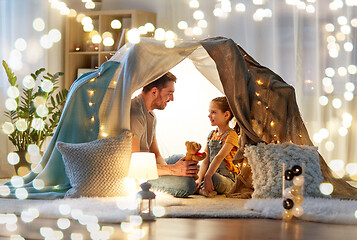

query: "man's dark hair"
(142, 72), (177, 93)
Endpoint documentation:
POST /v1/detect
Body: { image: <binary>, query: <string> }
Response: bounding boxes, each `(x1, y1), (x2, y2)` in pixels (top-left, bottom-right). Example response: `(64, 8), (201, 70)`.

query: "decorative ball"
(283, 198), (294, 210)
(284, 187), (294, 198)
(293, 175), (305, 186)
(285, 170), (294, 181)
(292, 205), (304, 217)
(292, 165), (302, 176)
(282, 209), (293, 220)
(293, 195), (304, 205)
(290, 185), (301, 197)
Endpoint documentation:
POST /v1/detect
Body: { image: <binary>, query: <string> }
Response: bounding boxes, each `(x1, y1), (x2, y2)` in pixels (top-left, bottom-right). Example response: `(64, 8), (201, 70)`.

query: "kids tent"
(4, 37), (357, 199)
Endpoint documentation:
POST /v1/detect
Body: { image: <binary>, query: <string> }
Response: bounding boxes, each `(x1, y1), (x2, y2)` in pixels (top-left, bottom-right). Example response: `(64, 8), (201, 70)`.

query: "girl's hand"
(203, 175), (214, 193)
(195, 178), (202, 191)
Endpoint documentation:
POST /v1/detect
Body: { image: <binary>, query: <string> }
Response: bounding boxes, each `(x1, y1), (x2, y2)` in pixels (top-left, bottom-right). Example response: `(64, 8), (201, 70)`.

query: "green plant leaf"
(2, 60), (17, 86)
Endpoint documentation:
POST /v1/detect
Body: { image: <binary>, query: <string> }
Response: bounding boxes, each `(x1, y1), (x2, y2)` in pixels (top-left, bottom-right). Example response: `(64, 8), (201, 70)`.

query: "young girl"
(196, 96), (240, 197)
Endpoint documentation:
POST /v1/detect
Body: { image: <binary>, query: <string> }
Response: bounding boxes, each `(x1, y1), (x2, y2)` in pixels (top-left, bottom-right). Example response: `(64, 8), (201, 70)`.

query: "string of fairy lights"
(1, 0), (357, 238)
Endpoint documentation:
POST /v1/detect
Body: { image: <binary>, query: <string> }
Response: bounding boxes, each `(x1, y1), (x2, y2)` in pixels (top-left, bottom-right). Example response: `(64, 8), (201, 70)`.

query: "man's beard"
(151, 95), (167, 110)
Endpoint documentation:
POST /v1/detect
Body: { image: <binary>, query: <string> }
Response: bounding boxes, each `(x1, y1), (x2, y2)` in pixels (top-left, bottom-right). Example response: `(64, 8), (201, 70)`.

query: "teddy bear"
(185, 141), (206, 180)
(185, 141), (206, 162)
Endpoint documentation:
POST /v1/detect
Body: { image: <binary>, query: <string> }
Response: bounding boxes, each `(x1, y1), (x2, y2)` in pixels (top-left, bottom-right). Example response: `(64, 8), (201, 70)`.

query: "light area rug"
(245, 197), (357, 225)
(0, 193), (356, 225)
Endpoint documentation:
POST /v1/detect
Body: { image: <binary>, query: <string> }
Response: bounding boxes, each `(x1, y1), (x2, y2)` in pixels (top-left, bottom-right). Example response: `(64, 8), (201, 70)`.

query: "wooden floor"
(1, 217), (357, 240)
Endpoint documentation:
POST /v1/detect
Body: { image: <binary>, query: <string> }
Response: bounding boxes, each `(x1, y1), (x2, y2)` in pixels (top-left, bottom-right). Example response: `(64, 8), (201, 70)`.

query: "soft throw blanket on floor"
(0, 194), (356, 224)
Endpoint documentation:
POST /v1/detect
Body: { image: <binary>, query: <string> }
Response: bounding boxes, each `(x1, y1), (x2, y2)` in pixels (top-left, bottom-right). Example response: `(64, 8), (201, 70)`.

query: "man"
(130, 72), (199, 197)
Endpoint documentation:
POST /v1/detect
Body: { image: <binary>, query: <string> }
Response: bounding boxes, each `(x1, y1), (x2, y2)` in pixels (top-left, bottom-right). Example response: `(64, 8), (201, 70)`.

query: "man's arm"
(132, 136), (141, 153)
(149, 136), (167, 165)
(149, 136), (199, 177)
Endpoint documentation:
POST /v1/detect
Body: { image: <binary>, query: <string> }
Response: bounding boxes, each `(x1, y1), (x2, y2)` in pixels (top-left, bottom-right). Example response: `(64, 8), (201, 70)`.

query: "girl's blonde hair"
(211, 96), (234, 121)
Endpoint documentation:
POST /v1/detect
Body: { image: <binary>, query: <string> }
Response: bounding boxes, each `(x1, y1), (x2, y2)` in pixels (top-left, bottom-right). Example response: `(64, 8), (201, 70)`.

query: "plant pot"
(14, 150), (31, 176)
(14, 150), (43, 176)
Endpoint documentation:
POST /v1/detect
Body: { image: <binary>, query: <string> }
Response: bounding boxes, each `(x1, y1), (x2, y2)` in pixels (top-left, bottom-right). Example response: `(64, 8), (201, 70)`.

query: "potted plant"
(1, 60), (68, 176)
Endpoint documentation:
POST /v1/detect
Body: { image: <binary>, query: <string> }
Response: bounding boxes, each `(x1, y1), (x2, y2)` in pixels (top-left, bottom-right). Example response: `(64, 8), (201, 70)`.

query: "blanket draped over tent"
(3, 37), (357, 199)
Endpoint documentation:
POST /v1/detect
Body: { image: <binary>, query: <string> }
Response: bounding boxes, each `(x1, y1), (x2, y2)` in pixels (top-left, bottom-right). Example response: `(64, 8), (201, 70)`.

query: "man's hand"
(170, 157), (199, 177)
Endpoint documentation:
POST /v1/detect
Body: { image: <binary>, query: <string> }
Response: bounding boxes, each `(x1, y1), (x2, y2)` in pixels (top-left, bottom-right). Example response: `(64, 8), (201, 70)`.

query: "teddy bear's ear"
(185, 141), (189, 146)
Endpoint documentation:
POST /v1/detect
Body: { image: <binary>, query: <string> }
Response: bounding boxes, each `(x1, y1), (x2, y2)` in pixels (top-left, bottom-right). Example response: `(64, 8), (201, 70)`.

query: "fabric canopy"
(3, 37), (357, 199)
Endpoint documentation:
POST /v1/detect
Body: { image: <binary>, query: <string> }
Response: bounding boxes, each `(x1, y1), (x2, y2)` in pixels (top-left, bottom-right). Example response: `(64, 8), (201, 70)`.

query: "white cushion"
(56, 130), (132, 198)
(244, 142), (323, 199)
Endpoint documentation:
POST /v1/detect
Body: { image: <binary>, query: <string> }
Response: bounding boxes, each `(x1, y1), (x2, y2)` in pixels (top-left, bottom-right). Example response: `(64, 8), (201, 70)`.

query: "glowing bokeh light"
(319, 183), (334, 195)
(145, 22), (155, 32)
(325, 141), (335, 151)
(34, 96), (46, 108)
(41, 79), (54, 92)
(325, 67), (335, 77)
(165, 30), (175, 40)
(348, 65), (357, 74)
(71, 233), (84, 240)
(138, 26), (147, 35)
(338, 127), (348, 136)
(36, 105), (49, 118)
(332, 98), (342, 109)
(198, 19), (208, 28)
(31, 118), (45, 131)
(154, 28), (165, 41)
(337, 67), (347, 76)
(2, 122), (15, 134)
(323, 84), (334, 94)
(81, 16), (92, 25)
(344, 92), (354, 101)
(319, 128), (329, 139)
(92, 34), (102, 44)
(33, 18), (45, 31)
(59, 204), (71, 215)
(0, 185), (10, 196)
(153, 206), (165, 217)
(351, 18), (357, 27)
(76, 13), (86, 23)
(189, 0), (199, 8)
(322, 77), (332, 86)
(14, 38), (27, 51)
(33, 179), (45, 190)
(49, 29), (62, 42)
(319, 96), (328, 106)
(103, 37), (114, 46)
(83, 24), (94, 32)
(5, 98), (17, 111)
(213, 8), (224, 17)
(193, 10), (204, 20)
(15, 119), (28, 132)
(15, 188), (29, 200)
(7, 86), (20, 99)
(193, 26), (203, 35)
(306, 4), (315, 13)
(40, 35), (53, 49)
(68, 9), (77, 18)
(23, 75), (35, 89)
(111, 19), (122, 29)
(235, 3), (246, 12)
(341, 25), (351, 34)
(127, 28), (141, 43)
(57, 218), (71, 230)
(313, 133), (322, 143)
(7, 152), (20, 165)
(344, 42), (353, 51)
(178, 21), (188, 30)
(85, 1), (95, 9)
(165, 39), (175, 48)
(337, 16), (348, 25)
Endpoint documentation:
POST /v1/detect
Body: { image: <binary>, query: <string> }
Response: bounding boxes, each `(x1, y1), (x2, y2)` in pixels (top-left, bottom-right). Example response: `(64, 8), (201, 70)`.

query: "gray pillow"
(56, 130), (132, 198)
(244, 142), (323, 199)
